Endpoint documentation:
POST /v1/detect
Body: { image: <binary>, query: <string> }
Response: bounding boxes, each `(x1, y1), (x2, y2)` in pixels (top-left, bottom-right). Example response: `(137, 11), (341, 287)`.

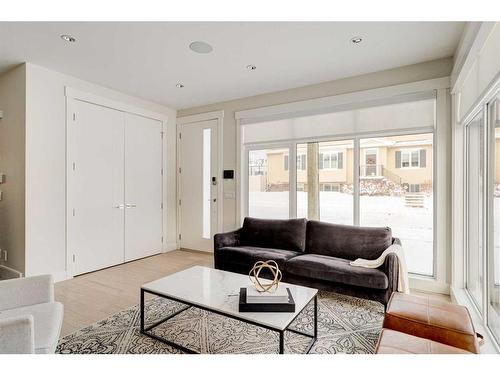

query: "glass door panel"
(466, 110), (485, 311)
(489, 98), (500, 341)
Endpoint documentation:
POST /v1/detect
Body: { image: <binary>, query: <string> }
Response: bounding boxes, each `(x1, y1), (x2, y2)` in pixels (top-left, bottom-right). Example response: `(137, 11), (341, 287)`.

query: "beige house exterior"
(253, 134), (434, 194)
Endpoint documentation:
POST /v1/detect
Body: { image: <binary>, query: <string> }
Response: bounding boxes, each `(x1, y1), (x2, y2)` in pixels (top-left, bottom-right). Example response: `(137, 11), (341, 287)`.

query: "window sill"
(409, 274), (449, 294)
(451, 286), (500, 353)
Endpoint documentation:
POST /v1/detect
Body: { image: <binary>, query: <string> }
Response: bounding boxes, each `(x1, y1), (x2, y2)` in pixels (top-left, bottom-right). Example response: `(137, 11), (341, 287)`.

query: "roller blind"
(241, 91), (436, 144)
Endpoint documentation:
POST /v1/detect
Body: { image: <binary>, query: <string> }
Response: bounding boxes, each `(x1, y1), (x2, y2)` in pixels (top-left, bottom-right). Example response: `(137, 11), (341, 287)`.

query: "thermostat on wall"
(223, 170), (234, 179)
(0, 110), (4, 119)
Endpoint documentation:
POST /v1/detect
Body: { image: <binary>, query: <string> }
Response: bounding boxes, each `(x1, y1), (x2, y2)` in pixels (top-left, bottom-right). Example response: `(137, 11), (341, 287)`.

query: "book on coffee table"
(239, 287), (295, 312)
(246, 285), (290, 304)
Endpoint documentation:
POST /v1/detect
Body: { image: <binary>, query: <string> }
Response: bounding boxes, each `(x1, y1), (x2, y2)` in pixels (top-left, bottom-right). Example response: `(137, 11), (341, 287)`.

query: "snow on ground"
(249, 191), (433, 275)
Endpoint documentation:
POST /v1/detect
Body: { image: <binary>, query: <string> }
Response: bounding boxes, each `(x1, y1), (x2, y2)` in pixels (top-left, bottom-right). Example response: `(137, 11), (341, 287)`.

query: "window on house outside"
(409, 184), (421, 193)
(297, 154), (306, 170)
(399, 149), (425, 168)
(284, 154), (306, 171)
(319, 151), (343, 169)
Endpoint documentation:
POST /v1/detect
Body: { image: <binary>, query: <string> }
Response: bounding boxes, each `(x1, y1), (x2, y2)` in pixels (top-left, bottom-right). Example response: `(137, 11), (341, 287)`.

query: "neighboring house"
(254, 133), (434, 194)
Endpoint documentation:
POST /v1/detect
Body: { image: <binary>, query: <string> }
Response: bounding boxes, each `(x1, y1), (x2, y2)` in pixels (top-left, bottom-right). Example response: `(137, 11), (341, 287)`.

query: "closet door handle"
(125, 203), (137, 208)
(115, 204), (125, 209)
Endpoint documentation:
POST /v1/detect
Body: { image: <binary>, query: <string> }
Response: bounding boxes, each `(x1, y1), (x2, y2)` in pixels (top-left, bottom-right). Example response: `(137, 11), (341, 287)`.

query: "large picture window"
(242, 91), (437, 277)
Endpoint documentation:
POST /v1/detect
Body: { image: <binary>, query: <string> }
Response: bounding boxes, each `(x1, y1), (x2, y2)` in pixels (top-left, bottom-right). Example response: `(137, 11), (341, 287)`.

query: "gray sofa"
(214, 217), (400, 306)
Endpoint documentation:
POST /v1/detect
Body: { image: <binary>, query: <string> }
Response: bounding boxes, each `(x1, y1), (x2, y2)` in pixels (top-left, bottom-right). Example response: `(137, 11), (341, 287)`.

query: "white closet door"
(69, 100), (125, 275)
(124, 113), (163, 262)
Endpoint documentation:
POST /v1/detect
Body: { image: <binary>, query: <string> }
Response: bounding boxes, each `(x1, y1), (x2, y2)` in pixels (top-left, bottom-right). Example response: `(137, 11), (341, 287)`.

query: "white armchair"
(0, 275), (64, 354)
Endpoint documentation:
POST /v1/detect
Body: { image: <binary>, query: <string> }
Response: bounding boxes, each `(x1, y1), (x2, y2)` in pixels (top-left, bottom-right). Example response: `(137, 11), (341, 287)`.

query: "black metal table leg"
(140, 288), (145, 333)
(279, 330), (284, 354)
(313, 295), (318, 338)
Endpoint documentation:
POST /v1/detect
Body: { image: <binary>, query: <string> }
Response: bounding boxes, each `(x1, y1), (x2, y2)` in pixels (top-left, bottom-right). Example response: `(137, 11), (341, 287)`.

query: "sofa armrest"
(382, 248), (400, 297)
(0, 275), (54, 311)
(0, 315), (35, 354)
(214, 229), (241, 251)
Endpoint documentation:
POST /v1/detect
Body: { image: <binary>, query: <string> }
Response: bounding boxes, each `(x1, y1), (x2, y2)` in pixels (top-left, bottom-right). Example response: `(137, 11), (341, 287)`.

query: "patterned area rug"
(57, 291), (384, 354)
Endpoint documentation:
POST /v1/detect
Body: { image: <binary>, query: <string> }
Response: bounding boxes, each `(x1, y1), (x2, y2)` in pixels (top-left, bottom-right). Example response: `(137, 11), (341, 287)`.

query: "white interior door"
(124, 113), (163, 262)
(180, 119), (218, 251)
(69, 100), (125, 275)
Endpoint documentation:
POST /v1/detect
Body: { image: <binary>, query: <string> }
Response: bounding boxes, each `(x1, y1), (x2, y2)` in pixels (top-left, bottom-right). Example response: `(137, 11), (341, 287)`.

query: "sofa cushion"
(0, 301), (64, 354)
(216, 246), (301, 271)
(285, 254), (389, 289)
(240, 217), (307, 252)
(305, 221), (392, 260)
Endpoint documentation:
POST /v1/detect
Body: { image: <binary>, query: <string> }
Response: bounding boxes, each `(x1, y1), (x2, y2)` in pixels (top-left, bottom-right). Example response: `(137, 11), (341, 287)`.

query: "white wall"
(179, 57), (453, 231)
(24, 63), (177, 280)
(0, 65), (26, 274)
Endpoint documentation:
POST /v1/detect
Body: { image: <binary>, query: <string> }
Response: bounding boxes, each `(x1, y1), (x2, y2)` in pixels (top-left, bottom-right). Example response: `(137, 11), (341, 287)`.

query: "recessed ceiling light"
(246, 64), (257, 71)
(189, 41), (213, 54)
(351, 37), (363, 44)
(175, 83), (185, 88)
(61, 34), (76, 43)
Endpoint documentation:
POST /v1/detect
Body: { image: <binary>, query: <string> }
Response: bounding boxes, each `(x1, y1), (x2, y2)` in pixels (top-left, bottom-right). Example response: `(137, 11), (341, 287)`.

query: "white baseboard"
(52, 270), (70, 283)
(164, 241), (179, 252)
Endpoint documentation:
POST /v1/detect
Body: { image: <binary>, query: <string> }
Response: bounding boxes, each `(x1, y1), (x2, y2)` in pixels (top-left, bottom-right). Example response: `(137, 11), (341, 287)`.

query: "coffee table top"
(141, 266), (318, 331)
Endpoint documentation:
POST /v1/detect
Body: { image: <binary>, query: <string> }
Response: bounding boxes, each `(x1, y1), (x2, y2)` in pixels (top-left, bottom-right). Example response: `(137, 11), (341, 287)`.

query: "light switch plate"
(0, 174), (5, 184)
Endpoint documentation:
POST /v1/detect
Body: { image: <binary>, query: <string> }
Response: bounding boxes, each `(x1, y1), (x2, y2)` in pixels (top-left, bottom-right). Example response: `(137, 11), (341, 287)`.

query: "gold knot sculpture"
(249, 260), (282, 292)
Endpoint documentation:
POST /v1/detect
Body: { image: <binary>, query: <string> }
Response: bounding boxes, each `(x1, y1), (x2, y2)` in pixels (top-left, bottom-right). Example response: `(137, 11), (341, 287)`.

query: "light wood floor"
(55, 249), (450, 337)
(55, 249), (213, 336)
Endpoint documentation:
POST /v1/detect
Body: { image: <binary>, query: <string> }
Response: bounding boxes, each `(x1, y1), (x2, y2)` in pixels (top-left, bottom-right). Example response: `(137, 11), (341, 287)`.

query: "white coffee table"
(140, 266), (318, 354)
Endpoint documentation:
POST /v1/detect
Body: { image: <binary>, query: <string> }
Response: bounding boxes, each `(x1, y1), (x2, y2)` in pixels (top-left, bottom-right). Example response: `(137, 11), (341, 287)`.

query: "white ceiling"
(0, 22), (465, 109)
